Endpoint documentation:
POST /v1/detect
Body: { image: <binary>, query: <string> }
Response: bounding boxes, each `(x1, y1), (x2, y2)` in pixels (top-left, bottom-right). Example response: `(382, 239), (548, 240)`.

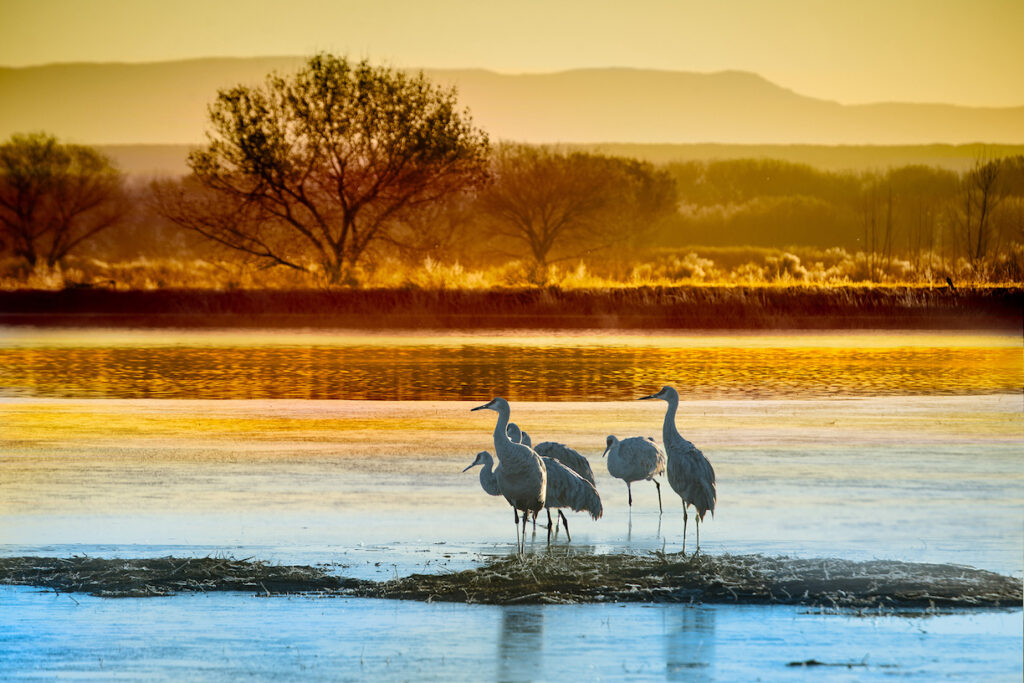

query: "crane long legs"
(682, 505), (688, 556)
(543, 508), (572, 542)
(558, 510), (571, 542)
(681, 504), (703, 556)
(628, 480), (665, 515)
(520, 510), (529, 553)
(514, 508), (521, 553)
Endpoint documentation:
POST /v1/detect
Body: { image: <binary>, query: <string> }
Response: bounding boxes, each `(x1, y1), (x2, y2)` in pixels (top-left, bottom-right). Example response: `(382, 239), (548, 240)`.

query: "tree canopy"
(0, 132), (125, 268)
(480, 145), (678, 267)
(156, 54), (490, 281)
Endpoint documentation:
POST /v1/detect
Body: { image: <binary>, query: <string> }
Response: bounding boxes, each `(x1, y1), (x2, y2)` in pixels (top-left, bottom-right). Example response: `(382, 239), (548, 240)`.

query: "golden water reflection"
(0, 329), (1019, 400)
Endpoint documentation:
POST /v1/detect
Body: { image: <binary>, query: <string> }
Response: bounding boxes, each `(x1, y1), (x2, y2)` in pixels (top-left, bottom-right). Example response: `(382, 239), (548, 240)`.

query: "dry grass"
(1, 245), (1022, 292)
(3, 553), (1019, 610)
(0, 556), (371, 598)
(376, 551), (1023, 609)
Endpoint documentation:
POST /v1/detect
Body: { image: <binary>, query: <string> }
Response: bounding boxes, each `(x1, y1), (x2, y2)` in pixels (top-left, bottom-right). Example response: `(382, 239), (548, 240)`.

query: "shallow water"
(2, 589), (1021, 681)
(2, 396), (1021, 575)
(1, 327), (1022, 680)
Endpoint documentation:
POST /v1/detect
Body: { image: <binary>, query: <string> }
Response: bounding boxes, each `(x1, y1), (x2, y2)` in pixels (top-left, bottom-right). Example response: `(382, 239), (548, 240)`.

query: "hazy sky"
(2, 0), (1022, 107)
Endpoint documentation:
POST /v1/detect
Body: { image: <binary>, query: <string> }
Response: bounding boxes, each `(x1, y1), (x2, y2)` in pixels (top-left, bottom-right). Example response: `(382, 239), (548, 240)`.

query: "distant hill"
(3, 58), (1024, 147)
(96, 142), (1024, 178)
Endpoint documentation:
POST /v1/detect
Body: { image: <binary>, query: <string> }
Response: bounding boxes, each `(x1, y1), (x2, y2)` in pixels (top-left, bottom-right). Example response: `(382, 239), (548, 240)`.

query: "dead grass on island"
(2, 552), (1019, 611)
(378, 551), (1022, 609)
(0, 556), (373, 598)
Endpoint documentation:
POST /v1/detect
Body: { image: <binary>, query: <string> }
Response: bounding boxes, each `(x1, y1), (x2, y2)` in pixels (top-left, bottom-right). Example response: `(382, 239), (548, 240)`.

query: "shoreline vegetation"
(1, 285), (1020, 330)
(2, 553), (1020, 609)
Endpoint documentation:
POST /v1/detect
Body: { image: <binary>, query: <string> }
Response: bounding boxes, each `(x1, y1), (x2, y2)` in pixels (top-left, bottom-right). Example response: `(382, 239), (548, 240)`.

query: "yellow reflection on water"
(2, 397), (1021, 520)
(0, 329), (1019, 400)
(0, 327), (1016, 349)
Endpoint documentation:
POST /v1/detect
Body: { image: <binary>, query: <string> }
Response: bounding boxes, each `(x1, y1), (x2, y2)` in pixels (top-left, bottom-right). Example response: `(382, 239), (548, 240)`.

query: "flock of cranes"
(465, 385), (716, 554)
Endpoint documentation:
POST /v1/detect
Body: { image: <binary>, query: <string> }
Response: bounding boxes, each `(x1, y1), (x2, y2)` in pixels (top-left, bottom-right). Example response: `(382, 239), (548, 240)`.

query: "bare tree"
(154, 54), (490, 282)
(994, 155), (1024, 250)
(376, 193), (480, 264)
(859, 172), (883, 280)
(885, 165), (957, 277)
(480, 145), (677, 268)
(953, 157), (1004, 269)
(0, 132), (125, 268)
(151, 176), (302, 270)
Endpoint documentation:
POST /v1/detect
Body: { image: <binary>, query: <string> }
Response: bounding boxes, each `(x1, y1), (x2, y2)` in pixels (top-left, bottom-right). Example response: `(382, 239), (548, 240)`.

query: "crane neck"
(492, 404), (514, 451)
(661, 395), (683, 449)
(479, 454), (499, 495)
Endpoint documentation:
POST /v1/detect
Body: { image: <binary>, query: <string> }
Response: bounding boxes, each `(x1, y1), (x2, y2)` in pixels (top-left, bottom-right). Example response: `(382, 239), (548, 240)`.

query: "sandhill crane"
(534, 441), (595, 485)
(506, 423), (533, 448)
(509, 422), (544, 531)
(463, 451), (501, 497)
(639, 385), (716, 554)
(464, 445), (600, 542)
(602, 435), (667, 512)
(472, 397), (547, 552)
(539, 456), (602, 541)
(519, 438), (597, 534)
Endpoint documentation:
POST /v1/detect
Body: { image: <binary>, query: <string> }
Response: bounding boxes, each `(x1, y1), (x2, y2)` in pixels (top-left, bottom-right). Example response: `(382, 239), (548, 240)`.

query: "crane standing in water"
(639, 386), (716, 554)
(602, 435), (667, 513)
(499, 426), (602, 541)
(472, 398), (546, 553)
(535, 456), (602, 542)
(464, 449), (601, 543)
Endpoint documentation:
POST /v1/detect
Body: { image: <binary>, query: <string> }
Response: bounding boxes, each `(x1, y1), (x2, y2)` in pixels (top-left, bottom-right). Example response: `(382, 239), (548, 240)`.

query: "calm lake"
(1, 327), (1021, 680)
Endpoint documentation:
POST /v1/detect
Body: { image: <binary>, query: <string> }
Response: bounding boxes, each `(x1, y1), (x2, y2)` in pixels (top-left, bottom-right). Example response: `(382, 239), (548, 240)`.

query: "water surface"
(2, 589), (1020, 681)
(3, 396), (1020, 575)
(1, 327), (1021, 680)
(1, 328), (1019, 399)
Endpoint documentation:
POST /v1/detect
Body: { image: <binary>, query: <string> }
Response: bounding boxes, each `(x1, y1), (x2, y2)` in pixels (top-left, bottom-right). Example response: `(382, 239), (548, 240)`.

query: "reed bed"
(1, 284), (1019, 329)
(3, 554), (1019, 609)
(2, 246), (1022, 293)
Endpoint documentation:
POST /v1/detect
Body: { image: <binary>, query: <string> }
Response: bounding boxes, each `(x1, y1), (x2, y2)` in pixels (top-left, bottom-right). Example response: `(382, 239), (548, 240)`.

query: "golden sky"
(1, 0), (1022, 107)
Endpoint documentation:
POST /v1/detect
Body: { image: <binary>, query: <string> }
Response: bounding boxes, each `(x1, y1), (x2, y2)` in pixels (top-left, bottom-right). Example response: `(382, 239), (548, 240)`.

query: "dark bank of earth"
(2, 553), (1020, 610)
(1, 286), (1020, 329)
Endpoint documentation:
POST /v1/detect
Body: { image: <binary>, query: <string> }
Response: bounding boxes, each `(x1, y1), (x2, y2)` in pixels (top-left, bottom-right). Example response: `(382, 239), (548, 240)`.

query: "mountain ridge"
(2, 57), (1022, 146)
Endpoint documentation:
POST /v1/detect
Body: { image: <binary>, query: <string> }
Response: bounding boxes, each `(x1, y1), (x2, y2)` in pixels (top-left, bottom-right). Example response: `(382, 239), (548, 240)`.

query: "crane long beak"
(462, 462), (480, 473)
(470, 402), (491, 411)
(601, 446), (610, 458)
(638, 394), (657, 400)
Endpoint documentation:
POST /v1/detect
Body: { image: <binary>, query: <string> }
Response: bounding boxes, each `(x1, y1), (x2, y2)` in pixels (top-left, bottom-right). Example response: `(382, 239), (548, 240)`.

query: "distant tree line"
(657, 156), (1024, 280)
(2, 54), (1023, 285)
